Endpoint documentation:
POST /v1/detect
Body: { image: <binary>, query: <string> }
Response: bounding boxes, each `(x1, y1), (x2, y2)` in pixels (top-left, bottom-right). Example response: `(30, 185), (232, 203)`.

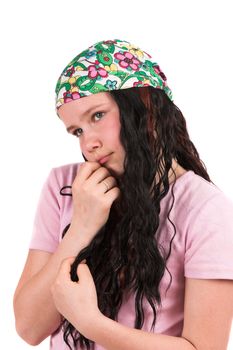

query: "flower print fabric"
(55, 39), (173, 109)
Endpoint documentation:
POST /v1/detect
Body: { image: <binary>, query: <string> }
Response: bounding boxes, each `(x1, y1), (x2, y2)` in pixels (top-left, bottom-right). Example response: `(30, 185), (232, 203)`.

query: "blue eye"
(94, 112), (104, 121)
(73, 128), (83, 137)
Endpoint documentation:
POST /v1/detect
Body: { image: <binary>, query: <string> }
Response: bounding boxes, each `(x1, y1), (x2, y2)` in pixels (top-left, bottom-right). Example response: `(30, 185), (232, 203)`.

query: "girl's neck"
(168, 159), (187, 185)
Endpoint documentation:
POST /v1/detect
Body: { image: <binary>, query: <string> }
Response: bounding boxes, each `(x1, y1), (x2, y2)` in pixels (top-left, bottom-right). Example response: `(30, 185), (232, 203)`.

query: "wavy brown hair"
(60, 87), (212, 349)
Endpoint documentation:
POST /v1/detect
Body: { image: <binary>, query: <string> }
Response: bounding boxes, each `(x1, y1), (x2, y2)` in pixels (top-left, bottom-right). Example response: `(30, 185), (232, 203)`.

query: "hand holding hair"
(51, 257), (101, 339)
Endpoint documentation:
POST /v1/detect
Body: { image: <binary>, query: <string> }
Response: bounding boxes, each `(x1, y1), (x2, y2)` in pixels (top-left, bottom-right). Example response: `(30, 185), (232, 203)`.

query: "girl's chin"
(104, 164), (124, 178)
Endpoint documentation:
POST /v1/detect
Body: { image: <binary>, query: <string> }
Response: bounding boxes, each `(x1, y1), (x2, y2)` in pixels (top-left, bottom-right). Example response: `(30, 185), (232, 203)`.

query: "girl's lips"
(98, 154), (111, 165)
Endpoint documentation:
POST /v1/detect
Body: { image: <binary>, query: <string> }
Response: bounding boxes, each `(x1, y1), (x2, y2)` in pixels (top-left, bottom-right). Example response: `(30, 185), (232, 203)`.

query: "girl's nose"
(83, 133), (103, 153)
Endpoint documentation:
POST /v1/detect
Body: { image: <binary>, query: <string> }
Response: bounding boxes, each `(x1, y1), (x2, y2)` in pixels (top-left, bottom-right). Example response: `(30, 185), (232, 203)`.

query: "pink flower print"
(88, 61), (108, 79)
(114, 51), (140, 71)
(72, 91), (81, 100)
(153, 65), (167, 81)
(63, 91), (81, 103)
(133, 80), (150, 87)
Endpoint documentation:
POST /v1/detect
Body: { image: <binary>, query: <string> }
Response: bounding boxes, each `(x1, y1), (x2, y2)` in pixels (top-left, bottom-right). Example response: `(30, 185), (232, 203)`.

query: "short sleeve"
(184, 193), (233, 279)
(29, 168), (61, 253)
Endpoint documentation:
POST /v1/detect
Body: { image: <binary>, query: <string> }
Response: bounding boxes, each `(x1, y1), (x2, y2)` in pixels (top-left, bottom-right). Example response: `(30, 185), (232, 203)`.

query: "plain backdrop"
(1, 0), (232, 348)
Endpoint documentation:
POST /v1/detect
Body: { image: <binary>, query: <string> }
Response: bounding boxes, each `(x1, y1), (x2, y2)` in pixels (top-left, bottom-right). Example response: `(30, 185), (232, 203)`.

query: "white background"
(0, 0), (232, 348)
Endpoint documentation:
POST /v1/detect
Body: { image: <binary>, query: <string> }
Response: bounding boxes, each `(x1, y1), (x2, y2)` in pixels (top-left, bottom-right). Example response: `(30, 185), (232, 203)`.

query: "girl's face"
(58, 92), (126, 176)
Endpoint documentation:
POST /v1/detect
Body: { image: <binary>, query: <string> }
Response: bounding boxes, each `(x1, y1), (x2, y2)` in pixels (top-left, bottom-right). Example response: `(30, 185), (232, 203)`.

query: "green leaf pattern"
(56, 39), (173, 108)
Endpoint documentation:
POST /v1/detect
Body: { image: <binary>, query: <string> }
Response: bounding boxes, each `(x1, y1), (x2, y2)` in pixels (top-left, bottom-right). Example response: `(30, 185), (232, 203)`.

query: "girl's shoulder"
(162, 170), (233, 228)
(171, 170), (232, 208)
(49, 162), (81, 187)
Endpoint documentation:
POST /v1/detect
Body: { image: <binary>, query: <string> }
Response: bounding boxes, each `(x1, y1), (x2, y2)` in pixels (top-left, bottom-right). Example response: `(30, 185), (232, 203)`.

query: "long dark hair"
(60, 87), (212, 349)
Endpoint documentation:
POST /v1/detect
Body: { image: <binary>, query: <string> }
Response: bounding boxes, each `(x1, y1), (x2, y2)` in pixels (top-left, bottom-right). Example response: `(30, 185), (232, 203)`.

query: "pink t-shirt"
(29, 163), (233, 349)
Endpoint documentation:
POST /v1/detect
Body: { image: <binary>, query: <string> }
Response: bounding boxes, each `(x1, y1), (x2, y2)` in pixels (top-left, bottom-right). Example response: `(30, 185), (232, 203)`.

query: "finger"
(86, 166), (111, 185)
(97, 176), (118, 194)
(105, 187), (121, 203)
(76, 162), (101, 181)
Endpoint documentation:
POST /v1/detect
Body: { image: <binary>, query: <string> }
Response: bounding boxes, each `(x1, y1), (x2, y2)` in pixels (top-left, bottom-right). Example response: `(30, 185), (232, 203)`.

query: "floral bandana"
(55, 39), (173, 109)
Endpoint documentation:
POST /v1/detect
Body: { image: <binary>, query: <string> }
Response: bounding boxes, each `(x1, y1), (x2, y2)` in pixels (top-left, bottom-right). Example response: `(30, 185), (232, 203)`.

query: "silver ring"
(102, 181), (109, 192)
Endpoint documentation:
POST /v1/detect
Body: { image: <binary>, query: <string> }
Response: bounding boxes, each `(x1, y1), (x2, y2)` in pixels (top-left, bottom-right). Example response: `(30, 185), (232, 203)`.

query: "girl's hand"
(51, 257), (101, 337)
(70, 162), (120, 241)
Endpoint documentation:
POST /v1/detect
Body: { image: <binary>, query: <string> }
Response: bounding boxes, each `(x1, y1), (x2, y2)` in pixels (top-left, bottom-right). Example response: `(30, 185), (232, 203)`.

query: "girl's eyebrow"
(66, 125), (78, 133)
(66, 103), (108, 133)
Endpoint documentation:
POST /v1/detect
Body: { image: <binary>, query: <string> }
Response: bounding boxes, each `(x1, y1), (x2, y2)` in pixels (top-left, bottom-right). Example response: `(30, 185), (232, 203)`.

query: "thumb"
(55, 256), (76, 283)
(76, 263), (93, 284)
(59, 256), (76, 275)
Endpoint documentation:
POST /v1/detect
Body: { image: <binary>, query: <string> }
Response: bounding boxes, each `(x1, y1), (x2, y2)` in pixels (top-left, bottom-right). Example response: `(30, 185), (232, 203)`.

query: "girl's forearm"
(14, 267), (62, 345)
(85, 313), (196, 350)
(14, 226), (92, 345)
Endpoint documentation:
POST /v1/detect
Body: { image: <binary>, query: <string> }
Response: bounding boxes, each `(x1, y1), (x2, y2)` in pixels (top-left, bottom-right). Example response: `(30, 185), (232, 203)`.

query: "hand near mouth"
(69, 161), (120, 245)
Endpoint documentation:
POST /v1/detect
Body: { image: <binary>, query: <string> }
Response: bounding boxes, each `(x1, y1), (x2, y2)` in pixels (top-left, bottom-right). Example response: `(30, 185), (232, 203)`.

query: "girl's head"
(56, 39), (175, 177)
(56, 39), (210, 182)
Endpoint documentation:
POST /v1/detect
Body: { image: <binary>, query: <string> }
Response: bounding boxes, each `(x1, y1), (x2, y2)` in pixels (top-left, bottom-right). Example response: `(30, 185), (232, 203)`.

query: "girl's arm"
(52, 259), (233, 350)
(13, 224), (92, 345)
(14, 162), (120, 345)
(91, 279), (233, 350)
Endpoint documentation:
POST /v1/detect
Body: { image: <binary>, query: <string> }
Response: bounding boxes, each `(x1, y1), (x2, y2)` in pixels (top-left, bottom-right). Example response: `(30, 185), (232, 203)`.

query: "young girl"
(13, 39), (233, 350)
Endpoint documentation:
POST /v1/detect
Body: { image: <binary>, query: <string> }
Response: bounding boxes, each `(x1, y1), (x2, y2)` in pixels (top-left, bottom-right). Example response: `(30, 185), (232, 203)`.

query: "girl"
(14, 39), (233, 350)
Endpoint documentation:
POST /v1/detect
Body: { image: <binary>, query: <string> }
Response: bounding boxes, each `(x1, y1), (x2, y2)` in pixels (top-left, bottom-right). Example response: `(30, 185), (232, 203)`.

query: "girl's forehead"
(58, 92), (116, 118)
